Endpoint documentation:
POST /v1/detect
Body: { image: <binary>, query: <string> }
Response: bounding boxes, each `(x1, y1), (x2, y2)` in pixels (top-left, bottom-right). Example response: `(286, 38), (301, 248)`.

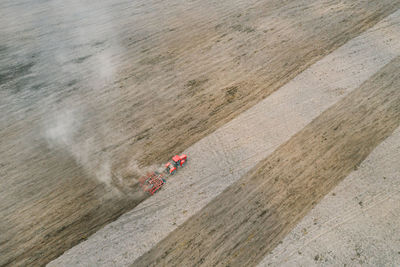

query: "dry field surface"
(260, 126), (400, 266)
(51, 8), (400, 266)
(1, 0), (400, 266)
(134, 56), (400, 266)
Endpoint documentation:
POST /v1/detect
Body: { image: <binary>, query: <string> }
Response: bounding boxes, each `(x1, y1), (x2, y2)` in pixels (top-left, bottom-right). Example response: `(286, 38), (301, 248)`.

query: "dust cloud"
(43, 106), (113, 186)
(35, 0), (130, 189)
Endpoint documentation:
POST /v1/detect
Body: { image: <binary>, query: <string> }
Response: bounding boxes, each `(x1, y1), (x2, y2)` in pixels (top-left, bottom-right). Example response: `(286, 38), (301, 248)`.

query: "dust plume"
(43, 105), (114, 187)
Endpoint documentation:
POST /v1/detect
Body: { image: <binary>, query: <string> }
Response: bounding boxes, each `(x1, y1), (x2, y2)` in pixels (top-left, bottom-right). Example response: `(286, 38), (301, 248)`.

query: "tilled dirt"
(260, 127), (400, 266)
(133, 57), (400, 267)
(49, 8), (400, 265)
(1, 0), (400, 266)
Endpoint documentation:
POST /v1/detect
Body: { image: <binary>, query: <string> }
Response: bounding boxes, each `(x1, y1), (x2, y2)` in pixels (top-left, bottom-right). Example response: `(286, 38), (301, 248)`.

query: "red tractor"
(138, 172), (166, 195)
(165, 154), (187, 175)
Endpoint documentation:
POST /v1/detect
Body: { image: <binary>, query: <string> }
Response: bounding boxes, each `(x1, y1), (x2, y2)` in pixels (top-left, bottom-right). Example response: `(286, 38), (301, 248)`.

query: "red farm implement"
(139, 154), (188, 195)
(165, 154), (187, 175)
(139, 172), (166, 195)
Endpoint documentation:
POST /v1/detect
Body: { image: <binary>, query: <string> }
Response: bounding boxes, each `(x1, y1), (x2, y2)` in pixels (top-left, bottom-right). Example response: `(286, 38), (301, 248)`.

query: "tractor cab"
(172, 154), (187, 167)
(165, 154), (188, 175)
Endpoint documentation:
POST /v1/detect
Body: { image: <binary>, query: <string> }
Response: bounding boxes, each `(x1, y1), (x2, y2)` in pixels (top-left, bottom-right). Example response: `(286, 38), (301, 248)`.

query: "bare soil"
(1, 0), (400, 266)
(133, 57), (400, 266)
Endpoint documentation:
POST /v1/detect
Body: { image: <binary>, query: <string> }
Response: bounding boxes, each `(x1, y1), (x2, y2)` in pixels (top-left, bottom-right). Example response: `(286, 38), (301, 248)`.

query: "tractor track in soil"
(51, 9), (400, 266)
(1, 0), (400, 266)
(133, 56), (400, 267)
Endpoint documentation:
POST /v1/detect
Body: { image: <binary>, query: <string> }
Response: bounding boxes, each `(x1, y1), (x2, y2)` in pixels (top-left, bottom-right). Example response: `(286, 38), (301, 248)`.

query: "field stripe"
(258, 127), (400, 266)
(49, 9), (400, 267)
(134, 56), (400, 266)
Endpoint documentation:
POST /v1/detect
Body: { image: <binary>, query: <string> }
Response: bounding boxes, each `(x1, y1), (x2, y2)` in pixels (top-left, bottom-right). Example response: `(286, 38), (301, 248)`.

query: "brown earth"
(1, 0), (400, 266)
(130, 0), (400, 166)
(133, 57), (400, 267)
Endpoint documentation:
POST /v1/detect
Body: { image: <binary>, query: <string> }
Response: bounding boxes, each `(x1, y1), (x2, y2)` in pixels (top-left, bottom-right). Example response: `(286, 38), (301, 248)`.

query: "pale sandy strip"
(49, 9), (400, 267)
(258, 125), (400, 267)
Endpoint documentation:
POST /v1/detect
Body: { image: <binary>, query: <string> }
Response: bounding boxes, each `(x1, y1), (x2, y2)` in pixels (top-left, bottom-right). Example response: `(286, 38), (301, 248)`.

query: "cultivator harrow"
(139, 154), (187, 195)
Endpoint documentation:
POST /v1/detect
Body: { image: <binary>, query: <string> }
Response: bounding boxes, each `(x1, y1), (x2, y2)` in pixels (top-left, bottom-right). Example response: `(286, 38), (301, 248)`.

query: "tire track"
(259, 127), (400, 266)
(50, 9), (400, 266)
(134, 56), (400, 267)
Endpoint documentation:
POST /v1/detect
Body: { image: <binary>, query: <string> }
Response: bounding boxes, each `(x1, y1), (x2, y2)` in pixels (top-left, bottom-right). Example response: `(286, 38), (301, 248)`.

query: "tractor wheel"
(171, 170), (176, 175)
(181, 161), (186, 167)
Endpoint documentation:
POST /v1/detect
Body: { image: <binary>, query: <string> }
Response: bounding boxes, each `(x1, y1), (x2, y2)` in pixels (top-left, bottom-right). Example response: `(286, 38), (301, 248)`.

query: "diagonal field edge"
(134, 56), (400, 266)
(49, 9), (400, 267)
(259, 110), (400, 265)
